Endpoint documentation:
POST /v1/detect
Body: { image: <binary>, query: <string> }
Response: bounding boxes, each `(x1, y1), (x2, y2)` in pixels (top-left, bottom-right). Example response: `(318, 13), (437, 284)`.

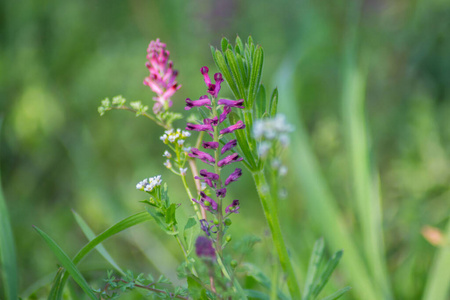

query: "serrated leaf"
(213, 50), (240, 99)
(72, 210), (125, 276)
(225, 49), (246, 99)
(321, 286), (351, 300)
(33, 227), (98, 300)
(303, 238), (325, 300)
(312, 250), (343, 298)
(269, 88), (279, 117)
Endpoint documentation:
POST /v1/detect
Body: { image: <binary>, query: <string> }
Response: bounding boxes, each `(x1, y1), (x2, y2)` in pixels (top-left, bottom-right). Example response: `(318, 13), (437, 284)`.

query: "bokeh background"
(1, 0), (449, 299)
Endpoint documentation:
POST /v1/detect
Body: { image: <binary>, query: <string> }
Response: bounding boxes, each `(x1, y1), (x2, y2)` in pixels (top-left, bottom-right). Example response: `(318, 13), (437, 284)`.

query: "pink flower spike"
(218, 99), (244, 108)
(218, 153), (243, 167)
(220, 120), (246, 135)
(189, 148), (215, 165)
(221, 139), (237, 154)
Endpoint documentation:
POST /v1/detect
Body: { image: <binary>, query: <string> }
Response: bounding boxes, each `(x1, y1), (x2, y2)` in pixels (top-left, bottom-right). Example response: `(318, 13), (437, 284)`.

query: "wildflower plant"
(32, 36), (350, 300)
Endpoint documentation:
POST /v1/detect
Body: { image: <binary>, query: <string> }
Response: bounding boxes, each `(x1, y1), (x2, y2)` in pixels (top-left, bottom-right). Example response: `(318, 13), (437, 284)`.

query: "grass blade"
(47, 268), (64, 300)
(302, 238), (325, 300)
(422, 218), (450, 300)
(33, 226), (98, 300)
(72, 210), (125, 276)
(321, 286), (352, 300)
(242, 263), (289, 300)
(0, 132), (19, 300)
(312, 250), (343, 298)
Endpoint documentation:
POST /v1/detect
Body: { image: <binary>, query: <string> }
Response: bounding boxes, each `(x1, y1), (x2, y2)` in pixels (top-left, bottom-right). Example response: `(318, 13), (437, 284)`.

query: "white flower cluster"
(160, 129), (191, 145)
(136, 175), (162, 192)
(253, 114), (293, 157)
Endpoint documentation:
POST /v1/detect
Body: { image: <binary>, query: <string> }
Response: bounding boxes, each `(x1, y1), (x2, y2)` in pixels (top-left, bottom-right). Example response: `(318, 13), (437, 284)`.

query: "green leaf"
(221, 37), (229, 53)
(212, 50), (240, 99)
(72, 210), (125, 276)
(165, 203), (177, 226)
(255, 84), (266, 119)
(147, 206), (176, 235)
(248, 46), (264, 107)
(303, 238), (325, 300)
(236, 53), (249, 87)
(242, 263), (289, 300)
(33, 226), (98, 300)
(229, 112), (257, 170)
(269, 88), (278, 117)
(47, 268), (64, 300)
(312, 250), (343, 298)
(0, 139), (19, 300)
(244, 290), (270, 299)
(183, 217), (198, 255)
(321, 286), (352, 300)
(225, 49), (246, 99)
(235, 36), (244, 55)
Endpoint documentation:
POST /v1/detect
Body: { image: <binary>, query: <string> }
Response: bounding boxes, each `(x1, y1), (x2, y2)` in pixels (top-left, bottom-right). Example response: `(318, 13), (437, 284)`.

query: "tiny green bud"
(224, 219), (232, 226)
(213, 218), (219, 225)
(204, 201), (211, 207)
(230, 260), (238, 268)
(226, 235), (232, 242)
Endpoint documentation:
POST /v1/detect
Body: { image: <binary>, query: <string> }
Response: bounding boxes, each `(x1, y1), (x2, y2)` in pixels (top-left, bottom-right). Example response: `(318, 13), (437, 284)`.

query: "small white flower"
(136, 176), (161, 192)
(165, 129), (174, 135)
(163, 150), (171, 158)
(182, 131), (191, 138)
(163, 159), (172, 169)
(258, 142), (271, 158)
(177, 139), (185, 146)
(183, 146), (191, 152)
(168, 135), (176, 143)
(279, 165), (288, 176)
(160, 134), (167, 141)
(200, 182), (207, 190)
(180, 168), (188, 176)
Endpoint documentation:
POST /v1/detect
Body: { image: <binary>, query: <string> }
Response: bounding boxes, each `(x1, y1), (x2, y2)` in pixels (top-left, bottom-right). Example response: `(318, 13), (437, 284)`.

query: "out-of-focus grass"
(0, 0), (449, 299)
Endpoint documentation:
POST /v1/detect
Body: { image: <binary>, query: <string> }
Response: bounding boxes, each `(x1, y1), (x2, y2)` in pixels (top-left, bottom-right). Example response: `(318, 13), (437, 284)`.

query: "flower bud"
(226, 235), (232, 242)
(224, 219), (232, 226)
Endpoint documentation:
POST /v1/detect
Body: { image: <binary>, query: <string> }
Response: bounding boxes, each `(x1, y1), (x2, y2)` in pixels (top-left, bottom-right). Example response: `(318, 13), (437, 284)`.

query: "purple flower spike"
(219, 106), (231, 123)
(195, 236), (216, 259)
(218, 153), (243, 167)
(199, 219), (211, 236)
(220, 120), (246, 135)
(211, 73), (224, 97)
(199, 169), (220, 181)
(218, 99), (244, 108)
(225, 168), (242, 186)
(216, 188), (227, 198)
(221, 139), (237, 154)
(189, 148), (215, 165)
(185, 96), (211, 110)
(185, 123), (213, 132)
(192, 191), (218, 211)
(204, 117), (218, 126)
(225, 200), (240, 214)
(202, 141), (219, 149)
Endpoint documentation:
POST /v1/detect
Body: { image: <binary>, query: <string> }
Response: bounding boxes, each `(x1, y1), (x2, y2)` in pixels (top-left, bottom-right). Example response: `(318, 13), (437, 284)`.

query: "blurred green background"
(1, 0), (449, 299)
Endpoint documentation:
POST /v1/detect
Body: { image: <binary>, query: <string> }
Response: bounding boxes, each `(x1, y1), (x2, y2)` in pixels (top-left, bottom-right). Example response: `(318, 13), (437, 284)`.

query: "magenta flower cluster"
(143, 39), (181, 113)
(185, 66), (244, 223)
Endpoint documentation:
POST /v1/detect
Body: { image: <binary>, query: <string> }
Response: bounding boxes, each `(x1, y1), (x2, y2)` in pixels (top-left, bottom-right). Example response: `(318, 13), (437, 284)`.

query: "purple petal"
(218, 153), (243, 167)
(216, 188), (227, 198)
(185, 123), (213, 132)
(225, 200), (240, 214)
(220, 120), (245, 135)
(185, 97), (211, 110)
(225, 168), (242, 186)
(202, 141), (219, 149)
(219, 106), (231, 123)
(189, 148), (216, 165)
(195, 236), (216, 259)
(199, 169), (219, 180)
(218, 99), (244, 108)
(221, 139), (237, 154)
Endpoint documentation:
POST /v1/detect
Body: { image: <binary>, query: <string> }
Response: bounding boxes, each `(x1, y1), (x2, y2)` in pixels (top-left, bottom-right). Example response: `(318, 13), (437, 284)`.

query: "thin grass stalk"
(422, 218), (450, 300)
(252, 170), (302, 299)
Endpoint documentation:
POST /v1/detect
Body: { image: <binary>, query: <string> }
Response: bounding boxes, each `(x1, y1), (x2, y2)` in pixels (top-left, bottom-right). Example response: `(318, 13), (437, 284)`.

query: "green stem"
(180, 174), (202, 220)
(252, 170), (301, 299)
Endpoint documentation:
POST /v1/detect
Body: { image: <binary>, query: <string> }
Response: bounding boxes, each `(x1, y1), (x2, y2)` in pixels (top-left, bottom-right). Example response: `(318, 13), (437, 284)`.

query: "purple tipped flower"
(218, 99), (244, 108)
(220, 120), (246, 135)
(219, 106), (231, 123)
(225, 168), (242, 186)
(202, 141), (219, 149)
(195, 236), (216, 259)
(185, 96), (211, 110)
(188, 148), (215, 165)
(216, 188), (227, 198)
(221, 139), (237, 154)
(193, 191), (218, 212)
(199, 169), (220, 180)
(144, 39), (181, 113)
(185, 123), (213, 132)
(225, 200), (240, 214)
(218, 153), (243, 167)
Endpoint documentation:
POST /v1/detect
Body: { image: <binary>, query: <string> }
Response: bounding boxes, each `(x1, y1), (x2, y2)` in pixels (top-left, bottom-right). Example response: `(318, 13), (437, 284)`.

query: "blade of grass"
(33, 226), (98, 300)
(312, 250), (343, 298)
(321, 286), (352, 300)
(53, 211), (153, 299)
(0, 117), (19, 300)
(72, 210), (125, 276)
(422, 218), (450, 300)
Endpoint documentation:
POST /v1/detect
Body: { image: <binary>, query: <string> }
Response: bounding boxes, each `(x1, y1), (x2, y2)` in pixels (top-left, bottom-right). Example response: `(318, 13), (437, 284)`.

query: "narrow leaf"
(303, 238), (325, 300)
(242, 263), (289, 300)
(47, 268), (64, 300)
(321, 286), (352, 300)
(0, 165), (19, 300)
(235, 36), (244, 54)
(269, 88), (278, 117)
(255, 84), (266, 119)
(221, 37), (229, 53)
(72, 210), (125, 276)
(213, 50), (240, 98)
(248, 46), (264, 107)
(225, 49), (246, 99)
(33, 226), (98, 300)
(312, 250), (343, 298)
